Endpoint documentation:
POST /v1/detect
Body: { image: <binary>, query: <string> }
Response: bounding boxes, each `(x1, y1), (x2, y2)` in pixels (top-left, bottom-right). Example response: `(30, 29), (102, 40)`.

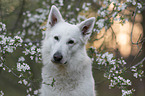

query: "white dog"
(40, 5), (96, 96)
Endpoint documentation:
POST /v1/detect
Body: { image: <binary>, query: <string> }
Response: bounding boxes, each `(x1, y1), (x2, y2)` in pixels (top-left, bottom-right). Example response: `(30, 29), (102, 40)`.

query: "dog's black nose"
(53, 52), (63, 62)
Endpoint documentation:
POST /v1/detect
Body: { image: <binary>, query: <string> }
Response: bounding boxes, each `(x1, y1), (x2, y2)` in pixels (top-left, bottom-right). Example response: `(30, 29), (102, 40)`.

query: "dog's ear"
(47, 5), (63, 28)
(77, 17), (95, 41)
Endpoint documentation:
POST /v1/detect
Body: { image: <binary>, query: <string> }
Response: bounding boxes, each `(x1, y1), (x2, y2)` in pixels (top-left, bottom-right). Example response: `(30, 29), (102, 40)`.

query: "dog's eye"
(68, 40), (74, 44)
(54, 36), (59, 41)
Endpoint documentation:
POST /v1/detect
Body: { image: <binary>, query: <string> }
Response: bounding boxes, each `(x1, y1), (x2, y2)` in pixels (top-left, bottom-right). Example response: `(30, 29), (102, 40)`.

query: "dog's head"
(42, 5), (95, 65)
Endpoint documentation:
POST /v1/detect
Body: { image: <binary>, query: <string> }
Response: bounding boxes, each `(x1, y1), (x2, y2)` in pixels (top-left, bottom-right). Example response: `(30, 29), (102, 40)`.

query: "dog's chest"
(54, 72), (80, 91)
(43, 65), (83, 91)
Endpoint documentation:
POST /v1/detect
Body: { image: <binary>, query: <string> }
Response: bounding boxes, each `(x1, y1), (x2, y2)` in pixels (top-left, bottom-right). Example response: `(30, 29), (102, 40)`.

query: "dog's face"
(43, 5), (95, 65)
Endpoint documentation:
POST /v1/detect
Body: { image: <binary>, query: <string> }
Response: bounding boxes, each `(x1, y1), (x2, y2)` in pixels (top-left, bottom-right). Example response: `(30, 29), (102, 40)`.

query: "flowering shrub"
(0, 22), (41, 96)
(94, 0), (144, 33)
(131, 58), (145, 80)
(17, 56), (30, 72)
(88, 47), (143, 95)
(0, 90), (4, 96)
(0, 0), (145, 96)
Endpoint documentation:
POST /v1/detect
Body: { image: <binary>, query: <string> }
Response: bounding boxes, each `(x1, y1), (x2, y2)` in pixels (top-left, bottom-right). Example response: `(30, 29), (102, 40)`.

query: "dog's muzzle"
(51, 52), (67, 64)
(53, 52), (63, 62)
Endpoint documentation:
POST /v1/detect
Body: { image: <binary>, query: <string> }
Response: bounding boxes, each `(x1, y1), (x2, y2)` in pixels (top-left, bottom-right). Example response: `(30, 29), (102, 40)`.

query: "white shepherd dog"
(40, 5), (96, 96)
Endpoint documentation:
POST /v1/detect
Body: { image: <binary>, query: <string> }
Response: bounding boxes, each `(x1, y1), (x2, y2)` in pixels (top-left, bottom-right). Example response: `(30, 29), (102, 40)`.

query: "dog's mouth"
(51, 60), (67, 65)
(64, 61), (67, 64)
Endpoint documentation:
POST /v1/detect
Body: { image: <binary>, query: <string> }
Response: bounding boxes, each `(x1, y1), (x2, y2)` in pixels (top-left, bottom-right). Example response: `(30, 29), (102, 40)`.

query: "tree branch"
(11, 0), (25, 32)
(0, 0), (3, 22)
(131, 5), (145, 45)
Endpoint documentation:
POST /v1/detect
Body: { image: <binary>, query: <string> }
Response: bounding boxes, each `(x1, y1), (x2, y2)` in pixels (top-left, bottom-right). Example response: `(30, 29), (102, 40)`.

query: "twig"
(3, 64), (20, 78)
(130, 7), (137, 44)
(110, 26), (118, 46)
(93, 32), (105, 41)
(127, 43), (143, 69)
(133, 57), (145, 67)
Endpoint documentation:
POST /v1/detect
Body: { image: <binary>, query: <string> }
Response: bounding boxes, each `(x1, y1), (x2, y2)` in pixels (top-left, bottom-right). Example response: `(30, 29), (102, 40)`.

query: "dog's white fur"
(40, 5), (96, 96)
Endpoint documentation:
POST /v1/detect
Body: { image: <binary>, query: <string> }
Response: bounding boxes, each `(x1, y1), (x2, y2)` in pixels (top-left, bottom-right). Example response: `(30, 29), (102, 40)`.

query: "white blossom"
(18, 80), (22, 84)
(27, 94), (30, 96)
(0, 22), (6, 31)
(0, 63), (3, 67)
(133, 73), (138, 78)
(18, 57), (25, 62)
(23, 79), (28, 85)
(29, 88), (32, 91)
(126, 0), (132, 2)
(122, 89), (134, 96)
(100, 11), (106, 17)
(110, 0), (118, 4)
(112, 12), (118, 18)
(17, 62), (30, 72)
(96, 19), (105, 29)
(137, 3), (142, 9)
(132, 0), (136, 5)
(34, 90), (39, 95)
(120, 3), (127, 10)
(67, 5), (71, 9)
(59, 0), (63, 6)
(0, 90), (4, 96)
(126, 79), (131, 85)
(3, 67), (5, 70)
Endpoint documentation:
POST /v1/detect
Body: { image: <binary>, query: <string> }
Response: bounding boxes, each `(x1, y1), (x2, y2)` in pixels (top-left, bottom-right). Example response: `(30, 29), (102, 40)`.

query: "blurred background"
(0, 0), (145, 96)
